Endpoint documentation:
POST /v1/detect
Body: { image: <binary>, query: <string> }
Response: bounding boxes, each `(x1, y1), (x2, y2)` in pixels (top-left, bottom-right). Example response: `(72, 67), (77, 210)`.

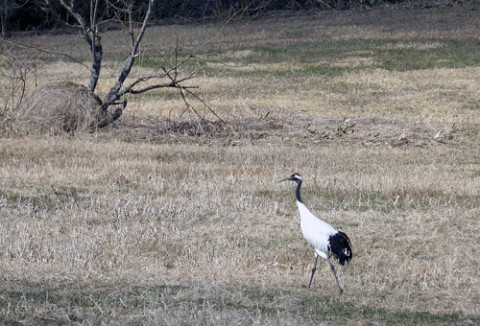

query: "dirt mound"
(12, 82), (104, 135)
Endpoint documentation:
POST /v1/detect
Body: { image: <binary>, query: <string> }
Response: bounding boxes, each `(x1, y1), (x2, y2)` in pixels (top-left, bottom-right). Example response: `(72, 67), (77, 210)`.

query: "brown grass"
(1, 3), (480, 325)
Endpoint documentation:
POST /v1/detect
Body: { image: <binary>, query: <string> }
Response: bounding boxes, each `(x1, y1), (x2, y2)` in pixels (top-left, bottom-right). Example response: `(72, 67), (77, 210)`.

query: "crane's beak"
(278, 176), (291, 182)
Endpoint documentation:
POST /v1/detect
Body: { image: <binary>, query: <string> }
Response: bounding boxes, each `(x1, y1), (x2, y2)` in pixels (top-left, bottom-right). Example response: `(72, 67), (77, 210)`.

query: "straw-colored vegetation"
(1, 4), (479, 325)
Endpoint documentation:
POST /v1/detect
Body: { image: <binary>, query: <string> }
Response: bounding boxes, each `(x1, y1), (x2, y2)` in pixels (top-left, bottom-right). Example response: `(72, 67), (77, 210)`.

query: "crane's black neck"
(295, 179), (303, 203)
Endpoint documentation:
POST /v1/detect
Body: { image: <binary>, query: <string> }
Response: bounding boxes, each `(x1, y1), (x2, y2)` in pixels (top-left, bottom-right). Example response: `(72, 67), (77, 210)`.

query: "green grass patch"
(57, 37), (480, 80)
(146, 39), (480, 78)
(0, 186), (81, 211)
(377, 39), (480, 71)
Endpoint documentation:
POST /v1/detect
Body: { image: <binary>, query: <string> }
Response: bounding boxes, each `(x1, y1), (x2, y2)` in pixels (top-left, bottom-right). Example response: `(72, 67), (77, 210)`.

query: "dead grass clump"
(11, 82), (103, 136)
(165, 118), (227, 137)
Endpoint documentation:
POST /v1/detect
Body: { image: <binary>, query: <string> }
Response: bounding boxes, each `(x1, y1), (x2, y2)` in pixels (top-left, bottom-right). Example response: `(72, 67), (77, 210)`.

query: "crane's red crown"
(279, 172), (302, 183)
(290, 172), (302, 180)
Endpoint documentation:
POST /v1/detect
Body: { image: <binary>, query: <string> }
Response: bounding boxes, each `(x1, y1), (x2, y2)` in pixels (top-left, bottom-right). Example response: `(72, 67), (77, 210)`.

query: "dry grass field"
(1, 3), (480, 325)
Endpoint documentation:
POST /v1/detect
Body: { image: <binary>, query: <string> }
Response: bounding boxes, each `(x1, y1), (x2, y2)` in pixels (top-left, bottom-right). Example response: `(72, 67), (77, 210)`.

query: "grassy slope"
(1, 4), (480, 325)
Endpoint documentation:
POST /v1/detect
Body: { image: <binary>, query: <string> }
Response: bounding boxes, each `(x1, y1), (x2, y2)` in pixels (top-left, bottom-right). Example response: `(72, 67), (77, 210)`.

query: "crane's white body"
(296, 201), (336, 260)
(280, 172), (352, 294)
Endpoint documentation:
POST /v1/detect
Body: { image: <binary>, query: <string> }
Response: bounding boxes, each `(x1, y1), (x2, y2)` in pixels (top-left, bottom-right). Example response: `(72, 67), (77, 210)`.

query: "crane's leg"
(308, 254), (319, 288)
(326, 258), (343, 295)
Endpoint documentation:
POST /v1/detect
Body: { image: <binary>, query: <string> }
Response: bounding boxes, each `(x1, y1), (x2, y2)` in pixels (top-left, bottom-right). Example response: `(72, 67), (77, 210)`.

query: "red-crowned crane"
(279, 172), (352, 294)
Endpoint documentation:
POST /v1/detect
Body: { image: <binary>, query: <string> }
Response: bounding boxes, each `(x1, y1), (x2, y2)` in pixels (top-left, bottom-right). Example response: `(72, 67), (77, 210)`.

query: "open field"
(1, 3), (480, 325)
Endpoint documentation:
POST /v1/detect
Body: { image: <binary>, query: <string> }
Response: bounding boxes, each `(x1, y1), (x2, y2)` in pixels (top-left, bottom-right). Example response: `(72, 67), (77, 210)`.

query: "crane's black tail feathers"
(328, 231), (353, 265)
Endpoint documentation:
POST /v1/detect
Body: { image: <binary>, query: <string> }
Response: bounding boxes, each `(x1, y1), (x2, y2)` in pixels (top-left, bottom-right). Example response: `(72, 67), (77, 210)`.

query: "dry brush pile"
(12, 82), (104, 135)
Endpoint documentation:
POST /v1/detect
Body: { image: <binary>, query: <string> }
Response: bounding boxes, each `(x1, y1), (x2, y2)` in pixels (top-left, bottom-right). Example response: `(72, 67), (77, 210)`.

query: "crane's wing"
(296, 202), (337, 254)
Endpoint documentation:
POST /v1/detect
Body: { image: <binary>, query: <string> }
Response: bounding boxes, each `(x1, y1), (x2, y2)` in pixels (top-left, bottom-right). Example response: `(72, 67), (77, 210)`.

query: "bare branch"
(182, 87), (225, 124)
(59, 0), (87, 30)
(60, 0), (103, 92)
(178, 87), (204, 121)
(126, 73), (197, 94)
(2, 38), (89, 70)
(101, 0), (154, 110)
(128, 83), (197, 95)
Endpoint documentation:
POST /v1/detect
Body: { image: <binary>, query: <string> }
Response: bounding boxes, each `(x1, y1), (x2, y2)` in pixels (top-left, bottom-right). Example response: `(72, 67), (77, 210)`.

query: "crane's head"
(278, 172), (302, 183)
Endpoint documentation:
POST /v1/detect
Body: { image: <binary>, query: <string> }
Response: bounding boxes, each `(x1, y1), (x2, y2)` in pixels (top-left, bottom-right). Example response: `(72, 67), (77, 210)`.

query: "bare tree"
(53, 0), (204, 130)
